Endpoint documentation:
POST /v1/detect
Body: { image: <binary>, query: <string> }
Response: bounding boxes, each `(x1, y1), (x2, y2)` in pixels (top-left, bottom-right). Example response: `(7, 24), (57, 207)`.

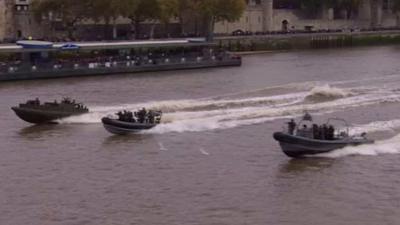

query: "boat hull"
(11, 107), (86, 124)
(273, 132), (374, 158)
(102, 117), (157, 135)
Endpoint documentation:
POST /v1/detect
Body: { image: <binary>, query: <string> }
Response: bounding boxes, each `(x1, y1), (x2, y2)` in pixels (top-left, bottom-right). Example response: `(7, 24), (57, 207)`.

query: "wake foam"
(318, 134), (400, 158)
(305, 84), (353, 102)
(59, 84), (400, 134)
(350, 119), (400, 135)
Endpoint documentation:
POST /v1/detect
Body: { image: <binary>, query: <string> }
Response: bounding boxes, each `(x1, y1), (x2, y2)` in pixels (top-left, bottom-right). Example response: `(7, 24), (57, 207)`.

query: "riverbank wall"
(216, 31), (400, 52)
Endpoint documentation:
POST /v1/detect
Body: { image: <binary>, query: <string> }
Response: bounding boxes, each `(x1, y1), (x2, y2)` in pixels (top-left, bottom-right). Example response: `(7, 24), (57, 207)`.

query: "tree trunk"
(179, 16), (185, 36)
(103, 19), (110, 40)
(112, 19), (117, 40)
(164, 22), (169, 38)
(149, 23), (156, 39)
(206, 17), (215, 42)
(67, 28), (74, 41)
(134, 19), (141, 39)
(194, 16), (199, 36)
(129, 21), (135, 39)
(66, 23), (75, 41)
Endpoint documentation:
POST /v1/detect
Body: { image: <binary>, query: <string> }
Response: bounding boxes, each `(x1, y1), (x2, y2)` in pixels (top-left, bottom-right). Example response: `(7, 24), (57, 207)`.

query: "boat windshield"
(326, 118), (350, 137)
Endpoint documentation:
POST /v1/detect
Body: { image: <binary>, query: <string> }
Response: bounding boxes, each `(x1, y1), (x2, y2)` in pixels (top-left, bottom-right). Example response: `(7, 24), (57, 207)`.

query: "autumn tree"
(87, 0), (139, 39)
(177, 0), (192, 35)
(177, 0), (202, 36)
(157, 0), (179, 37)
(31, 0), (90, 39)
(198, 0), (246, 41)
(123, 0), (160, 39)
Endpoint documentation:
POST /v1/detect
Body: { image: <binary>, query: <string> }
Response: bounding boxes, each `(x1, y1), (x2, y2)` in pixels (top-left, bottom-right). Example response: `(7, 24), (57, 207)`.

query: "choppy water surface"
(1, 46), (400, 225)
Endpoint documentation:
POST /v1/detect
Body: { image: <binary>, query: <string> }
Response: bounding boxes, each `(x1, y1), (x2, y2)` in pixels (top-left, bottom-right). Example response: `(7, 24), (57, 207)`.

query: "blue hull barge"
(0, 39), (241, 82)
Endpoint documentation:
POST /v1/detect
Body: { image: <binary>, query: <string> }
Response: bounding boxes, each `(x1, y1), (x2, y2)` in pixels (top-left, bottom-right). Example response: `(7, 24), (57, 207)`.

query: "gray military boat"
(12, 98), (89, 124)
(102, 108), (162, 135)
(273, 113), (374, 158)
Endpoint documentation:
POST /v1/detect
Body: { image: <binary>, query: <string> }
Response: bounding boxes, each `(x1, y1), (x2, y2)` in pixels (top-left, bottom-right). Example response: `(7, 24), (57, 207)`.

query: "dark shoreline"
(216, 30), (400, 52)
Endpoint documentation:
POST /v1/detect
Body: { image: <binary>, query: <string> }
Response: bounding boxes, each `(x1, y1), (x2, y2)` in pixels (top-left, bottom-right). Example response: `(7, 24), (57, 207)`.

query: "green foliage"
(31, 0), (246, 39)
(198, 0), (246, 23)
(157, 0), (179, 24)
(198, 0), (246, 40)
(87, 0), (139, 23)
(31, 0), (90, 38)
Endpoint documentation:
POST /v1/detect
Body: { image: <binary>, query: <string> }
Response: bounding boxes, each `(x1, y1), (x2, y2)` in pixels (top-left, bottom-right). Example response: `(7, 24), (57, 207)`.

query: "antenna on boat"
(302, 111), (313, 121)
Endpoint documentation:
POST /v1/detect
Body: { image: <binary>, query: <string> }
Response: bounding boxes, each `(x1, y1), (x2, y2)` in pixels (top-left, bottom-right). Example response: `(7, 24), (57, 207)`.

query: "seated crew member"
(117, 111), (123, 121)
(312, 124), (320, 139)
(148, 110), (155, 124)
(137, 108), (147, 123)
(327, 125), (335, 140)
(321, 124), (328, 140)
(127, 111), (134, 122)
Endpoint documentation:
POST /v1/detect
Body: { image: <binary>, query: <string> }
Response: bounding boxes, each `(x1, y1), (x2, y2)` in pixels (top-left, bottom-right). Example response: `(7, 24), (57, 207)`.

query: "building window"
(383, 0), (392, 10)
(274, 0), (301, 9)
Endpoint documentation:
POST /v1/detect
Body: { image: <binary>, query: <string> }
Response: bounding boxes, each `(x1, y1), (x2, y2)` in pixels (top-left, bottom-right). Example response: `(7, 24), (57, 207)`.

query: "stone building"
(0, 0), (44, 41)
(1, 0), (399, 42)
(0, 0), (16, 41)
(214, 0), (399, 34)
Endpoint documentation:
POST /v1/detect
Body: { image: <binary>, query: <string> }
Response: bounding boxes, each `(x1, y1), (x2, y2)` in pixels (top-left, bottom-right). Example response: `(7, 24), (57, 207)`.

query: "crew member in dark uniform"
(137, 108), (147, 123)
(321, 124), (328, 140)
(313, 124), (319, 139)
(148, 110), (155, 124)
(327, 125), (335, 140)
(117, 111), (123, 121)
(287, 119), (296, 135)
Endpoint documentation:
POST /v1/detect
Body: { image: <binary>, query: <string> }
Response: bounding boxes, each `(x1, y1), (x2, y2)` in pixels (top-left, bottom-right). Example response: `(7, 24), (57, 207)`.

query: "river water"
(1, 46), (400, 225)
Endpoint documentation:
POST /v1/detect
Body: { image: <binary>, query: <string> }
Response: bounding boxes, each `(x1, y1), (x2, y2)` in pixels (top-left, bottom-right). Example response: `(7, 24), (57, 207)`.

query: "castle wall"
(262, 0), (273, 31)
(381, 9), (398, 27)
(214, 8), (264, 34)
(0, 0), (15, 41)
(272, 9), (370, 31)
(0, 0), (6, 40)
(215, 0), (397, 34)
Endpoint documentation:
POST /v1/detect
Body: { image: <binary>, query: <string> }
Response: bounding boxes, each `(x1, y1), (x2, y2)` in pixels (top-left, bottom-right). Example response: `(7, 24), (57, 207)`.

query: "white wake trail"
(146, 92), (400, 134)
(350, 119), (400, 135)
(59, 84), (400, 134)
(318, 134), (400, 158)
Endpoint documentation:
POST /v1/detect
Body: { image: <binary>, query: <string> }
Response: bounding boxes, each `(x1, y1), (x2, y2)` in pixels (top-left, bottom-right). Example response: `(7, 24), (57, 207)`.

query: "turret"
(0, 0), (16, 41)
(358, 0), (372, 21)
(261, 0), (274, 32)
(370, 0), (384, 28)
